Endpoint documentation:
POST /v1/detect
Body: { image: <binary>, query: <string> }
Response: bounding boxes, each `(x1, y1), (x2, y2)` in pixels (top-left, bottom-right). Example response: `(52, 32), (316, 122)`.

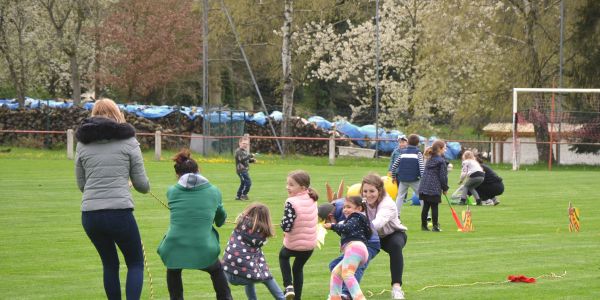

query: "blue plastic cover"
(446, 142), (462, 160)
(335, 121), (366, 147)
(427, 136), (462, 160)
(0, 99), (18, 110)
(251, 112), (267, 126)
(269, 111), (283, 121)
(307, 116), (333, 130)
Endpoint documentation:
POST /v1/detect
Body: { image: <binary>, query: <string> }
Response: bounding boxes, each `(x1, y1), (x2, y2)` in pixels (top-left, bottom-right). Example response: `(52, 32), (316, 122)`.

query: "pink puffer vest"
(283, 192), (318, 251)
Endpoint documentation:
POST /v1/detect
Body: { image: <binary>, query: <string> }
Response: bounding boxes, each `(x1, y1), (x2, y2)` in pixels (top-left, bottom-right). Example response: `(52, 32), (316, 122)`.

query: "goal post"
(512, 88), (600, 170)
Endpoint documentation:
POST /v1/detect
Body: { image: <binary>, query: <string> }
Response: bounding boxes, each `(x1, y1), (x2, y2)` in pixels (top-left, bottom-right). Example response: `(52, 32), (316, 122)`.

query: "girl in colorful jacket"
(223, 203), (284, 300)
(279, 170), (319, 300)
(324, 196), (373, 300)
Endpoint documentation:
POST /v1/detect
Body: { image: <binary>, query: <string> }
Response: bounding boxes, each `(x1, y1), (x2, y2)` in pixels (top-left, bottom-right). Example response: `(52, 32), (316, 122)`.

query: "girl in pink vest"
(279, 170), (318, 300)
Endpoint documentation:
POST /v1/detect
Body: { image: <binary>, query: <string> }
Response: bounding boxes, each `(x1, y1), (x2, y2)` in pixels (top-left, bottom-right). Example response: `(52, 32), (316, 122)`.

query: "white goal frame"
(512, 88), (600, 170)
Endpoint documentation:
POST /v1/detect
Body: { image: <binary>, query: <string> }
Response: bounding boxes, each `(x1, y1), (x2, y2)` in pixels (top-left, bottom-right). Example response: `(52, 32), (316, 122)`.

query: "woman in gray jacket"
(75, 98), (150, 300)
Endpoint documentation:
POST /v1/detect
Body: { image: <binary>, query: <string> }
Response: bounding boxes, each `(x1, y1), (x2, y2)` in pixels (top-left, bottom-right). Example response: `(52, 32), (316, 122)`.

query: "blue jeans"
(225, 272), (284, 300)
(236, 171), (252, 198)
(82, 209), (144, 300)
(328, 243), (380, 298)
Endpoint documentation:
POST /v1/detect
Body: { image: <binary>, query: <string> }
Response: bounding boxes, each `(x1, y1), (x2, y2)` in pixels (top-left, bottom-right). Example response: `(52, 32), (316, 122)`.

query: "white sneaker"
(391, 286), (405, 299)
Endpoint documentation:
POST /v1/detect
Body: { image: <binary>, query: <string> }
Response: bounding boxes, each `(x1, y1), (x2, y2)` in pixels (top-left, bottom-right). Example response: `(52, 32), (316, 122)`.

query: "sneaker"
(482, 199), (494, 206)
(235, 197), (242, 201)
(241, 195), (249, 200)
(459, 199), (467, 205)
(492, 197), (500, 205)
(432, 225), (442, 232)
(421, 225), (430, 231)
(284, 285), (295, 300)
(391, 286), (405, 299)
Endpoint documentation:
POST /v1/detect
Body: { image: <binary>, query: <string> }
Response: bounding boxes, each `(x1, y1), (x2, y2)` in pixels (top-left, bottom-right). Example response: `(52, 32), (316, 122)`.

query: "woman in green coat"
(157, 149), (232, 300)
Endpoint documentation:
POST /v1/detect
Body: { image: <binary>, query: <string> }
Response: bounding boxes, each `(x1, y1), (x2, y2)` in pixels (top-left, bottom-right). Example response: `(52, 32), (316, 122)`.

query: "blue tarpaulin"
(308, 116), (333, 130)
(3, 97), (461, 154)
(335, 120), (366, 147)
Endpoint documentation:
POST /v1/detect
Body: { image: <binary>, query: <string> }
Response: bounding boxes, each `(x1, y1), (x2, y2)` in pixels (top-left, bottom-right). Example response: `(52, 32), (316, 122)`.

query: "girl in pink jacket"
(279, 170), (318, 300)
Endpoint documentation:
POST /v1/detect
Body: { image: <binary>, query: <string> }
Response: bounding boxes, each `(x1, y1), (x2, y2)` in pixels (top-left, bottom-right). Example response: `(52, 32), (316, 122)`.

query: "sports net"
(513, 88), (600, 169)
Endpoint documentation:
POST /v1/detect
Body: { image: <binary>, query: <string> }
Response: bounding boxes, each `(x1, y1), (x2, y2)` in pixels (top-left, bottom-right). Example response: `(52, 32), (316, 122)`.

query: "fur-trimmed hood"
(76, 117), (136, 144)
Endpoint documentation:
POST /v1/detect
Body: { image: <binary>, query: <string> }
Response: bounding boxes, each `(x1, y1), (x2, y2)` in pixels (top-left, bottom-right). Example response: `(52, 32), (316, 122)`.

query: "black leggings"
(278, 246), (314, 300)
(380, 231), (407, 286)
(166, 260), (232, 300)
(422, 201), (439, 226)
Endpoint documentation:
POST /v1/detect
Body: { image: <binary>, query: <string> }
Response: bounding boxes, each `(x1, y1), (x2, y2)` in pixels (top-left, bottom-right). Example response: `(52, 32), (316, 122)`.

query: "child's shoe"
(235, 196), (242, 201)
(241, 195), (250, 200)
(421, 225), (430, 231)
(391, 285), (405, 299)
(284, 285), (295, 300)
(459, 198), (467, 205)
(432, 225), (442, 232)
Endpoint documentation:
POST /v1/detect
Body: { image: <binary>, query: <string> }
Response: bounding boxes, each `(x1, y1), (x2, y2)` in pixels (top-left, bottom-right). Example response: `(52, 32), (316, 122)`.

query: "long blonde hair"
(237, 203), (274, 238)
(91, 98), (126, 123)
(462, 150), (475, 161)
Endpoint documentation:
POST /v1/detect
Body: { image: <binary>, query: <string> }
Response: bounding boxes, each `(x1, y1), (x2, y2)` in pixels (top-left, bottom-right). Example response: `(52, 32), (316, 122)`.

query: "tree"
(38, 0), (92, 105)
(567, 0), (600, 154)
(281, 0), (294, 153)
(296, 1), (505, 130)
(500, 0), (565, 162)
(99, 0), (201, 101)
(0, 0), (34, 106)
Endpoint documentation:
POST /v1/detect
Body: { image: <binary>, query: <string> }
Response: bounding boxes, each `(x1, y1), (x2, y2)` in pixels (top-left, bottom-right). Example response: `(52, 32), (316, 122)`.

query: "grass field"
(1, 148), (599, 299)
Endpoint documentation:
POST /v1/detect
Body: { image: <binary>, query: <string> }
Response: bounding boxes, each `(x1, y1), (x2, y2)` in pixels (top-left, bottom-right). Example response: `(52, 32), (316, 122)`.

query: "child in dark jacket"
(324, 196), (372, 300)
(235, 137), (256, 200)
(223, 203), (284, 300)
(389, 134), (424, 215)
(418, 140), (449, 232)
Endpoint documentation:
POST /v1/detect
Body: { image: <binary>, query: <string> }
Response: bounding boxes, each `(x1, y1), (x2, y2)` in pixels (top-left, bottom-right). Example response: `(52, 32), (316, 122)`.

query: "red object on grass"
(508, 275), (536, 283)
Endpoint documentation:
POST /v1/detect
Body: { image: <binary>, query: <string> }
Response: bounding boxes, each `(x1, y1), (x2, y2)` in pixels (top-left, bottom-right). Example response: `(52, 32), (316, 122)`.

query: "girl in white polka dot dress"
(222, 203), (285, 300)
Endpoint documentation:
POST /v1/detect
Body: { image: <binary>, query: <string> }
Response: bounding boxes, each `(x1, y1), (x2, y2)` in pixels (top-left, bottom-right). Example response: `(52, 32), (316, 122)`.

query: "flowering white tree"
(296, 0), (507, 129)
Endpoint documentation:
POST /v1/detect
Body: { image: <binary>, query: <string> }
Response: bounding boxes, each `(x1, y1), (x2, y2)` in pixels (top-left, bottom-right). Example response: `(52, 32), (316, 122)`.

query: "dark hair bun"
(173, 148), (192, 164)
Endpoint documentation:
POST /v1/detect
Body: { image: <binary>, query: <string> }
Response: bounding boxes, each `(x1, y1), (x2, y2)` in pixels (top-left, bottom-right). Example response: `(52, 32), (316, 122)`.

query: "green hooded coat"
(157, 173), (227, 269)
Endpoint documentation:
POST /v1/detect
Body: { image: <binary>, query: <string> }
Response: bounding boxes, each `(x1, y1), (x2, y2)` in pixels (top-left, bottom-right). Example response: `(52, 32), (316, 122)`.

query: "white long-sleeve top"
(460, 159), (484, 182)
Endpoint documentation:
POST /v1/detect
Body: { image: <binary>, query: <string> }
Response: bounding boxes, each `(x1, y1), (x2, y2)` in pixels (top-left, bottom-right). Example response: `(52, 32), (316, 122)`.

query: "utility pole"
(557, 0), (565, 163)
(374, 0), (381, 158)
(202, 0), (209, 155)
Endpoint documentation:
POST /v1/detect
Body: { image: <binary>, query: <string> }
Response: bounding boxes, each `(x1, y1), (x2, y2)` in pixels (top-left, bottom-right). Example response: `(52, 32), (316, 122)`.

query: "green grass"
(1, 148), (600, 299)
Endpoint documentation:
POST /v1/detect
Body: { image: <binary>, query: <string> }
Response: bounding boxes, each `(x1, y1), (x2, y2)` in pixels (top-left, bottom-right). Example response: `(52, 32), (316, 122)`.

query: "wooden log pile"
(245, 117), (350, 155)
(1, 107), (351, 155)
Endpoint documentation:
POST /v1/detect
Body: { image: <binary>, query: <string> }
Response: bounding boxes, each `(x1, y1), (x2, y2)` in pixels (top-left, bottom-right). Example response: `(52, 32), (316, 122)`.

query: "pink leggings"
(329, 241), (369, 300)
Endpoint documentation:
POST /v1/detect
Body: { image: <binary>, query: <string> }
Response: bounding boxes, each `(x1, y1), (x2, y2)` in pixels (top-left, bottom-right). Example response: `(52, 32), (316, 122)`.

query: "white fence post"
(329, 134), (336, 165)
(66, 129), (74, 160)
(155, 131), (162, 161)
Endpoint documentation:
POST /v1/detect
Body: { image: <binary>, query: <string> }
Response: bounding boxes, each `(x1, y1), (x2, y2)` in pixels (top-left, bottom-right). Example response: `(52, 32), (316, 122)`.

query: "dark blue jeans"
(236, 171), (252, 198)
(225, 272), (283, 300)
(82, 209), (144, 300)
(328, 243), (380, 298)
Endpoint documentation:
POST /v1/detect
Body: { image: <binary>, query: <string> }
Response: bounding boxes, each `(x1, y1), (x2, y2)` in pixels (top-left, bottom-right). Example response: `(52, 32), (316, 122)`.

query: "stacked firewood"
(245, 117), (350, 155)
(0, 107), (351, 155)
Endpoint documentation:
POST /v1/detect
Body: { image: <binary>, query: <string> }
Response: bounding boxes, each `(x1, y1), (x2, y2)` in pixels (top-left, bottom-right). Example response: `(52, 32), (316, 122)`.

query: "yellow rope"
(149, 191), (170, 210)
(417, 271), (567, 292)
(141, 241), (155, 300)
(364, 271), (567, 297)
